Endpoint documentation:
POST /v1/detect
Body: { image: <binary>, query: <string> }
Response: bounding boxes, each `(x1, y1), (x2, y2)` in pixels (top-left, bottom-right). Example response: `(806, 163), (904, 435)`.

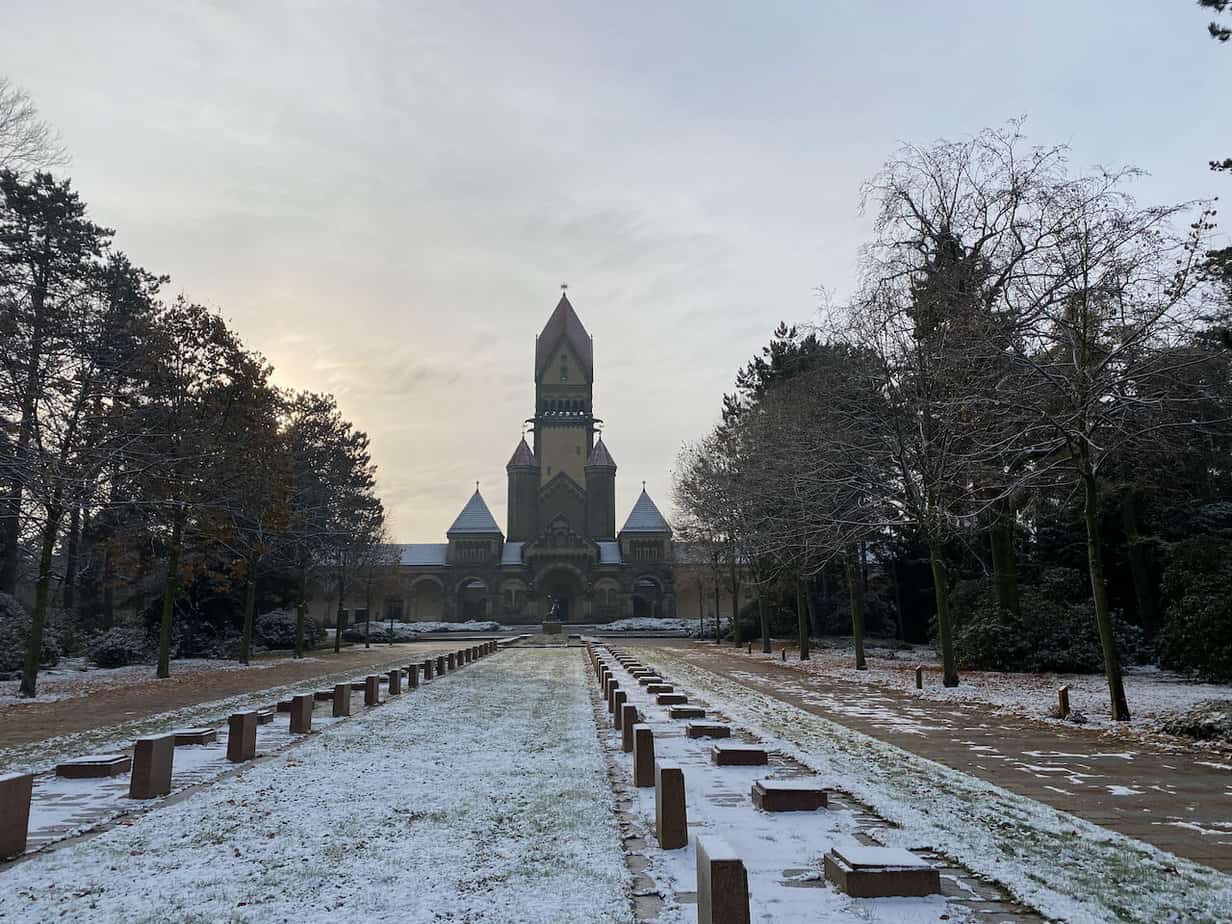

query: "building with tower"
(390, 292), (678, 624)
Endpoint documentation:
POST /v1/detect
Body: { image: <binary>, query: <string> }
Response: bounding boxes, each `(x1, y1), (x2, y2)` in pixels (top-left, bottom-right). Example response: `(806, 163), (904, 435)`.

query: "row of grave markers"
(587, 643), (942, 924)
(0, 640), (500, 862)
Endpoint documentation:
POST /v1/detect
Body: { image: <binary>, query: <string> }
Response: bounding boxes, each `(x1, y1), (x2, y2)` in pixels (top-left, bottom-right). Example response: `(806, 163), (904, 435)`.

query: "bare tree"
(0, 77), (68, 174)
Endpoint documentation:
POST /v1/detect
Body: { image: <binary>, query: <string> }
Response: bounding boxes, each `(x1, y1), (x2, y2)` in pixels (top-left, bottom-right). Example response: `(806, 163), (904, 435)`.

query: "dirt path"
(0, 642), (464, 751)
(634, 642), (1232, 874)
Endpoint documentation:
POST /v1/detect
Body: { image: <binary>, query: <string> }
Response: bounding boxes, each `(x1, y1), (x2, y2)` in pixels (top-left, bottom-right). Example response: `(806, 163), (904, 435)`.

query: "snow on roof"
(535, 293), (593, 381)
(619, 488), (672, 536)
(585, 437), (616, 469)
(447, 490), (502, 535)
(597, 540), (622, 565)
(501, 541), (524, 566)
(398, 543), (449, 566)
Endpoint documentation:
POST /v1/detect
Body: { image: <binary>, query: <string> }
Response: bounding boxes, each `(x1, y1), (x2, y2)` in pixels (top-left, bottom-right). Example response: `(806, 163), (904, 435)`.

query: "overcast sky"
(2, 1), (1227, 539)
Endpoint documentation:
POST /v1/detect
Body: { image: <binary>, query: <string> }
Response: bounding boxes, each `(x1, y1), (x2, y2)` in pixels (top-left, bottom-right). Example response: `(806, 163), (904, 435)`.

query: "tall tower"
(532, 292), (594, 499)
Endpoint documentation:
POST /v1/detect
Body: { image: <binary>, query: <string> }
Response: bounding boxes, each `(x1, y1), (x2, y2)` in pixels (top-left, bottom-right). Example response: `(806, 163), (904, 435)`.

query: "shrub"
(87, 627), (153, 668)
(254, 610), (324, 651)
(954, 585), (1145, 674)
(0, 593), (62, 673)
(1160, 539), (1232, 680)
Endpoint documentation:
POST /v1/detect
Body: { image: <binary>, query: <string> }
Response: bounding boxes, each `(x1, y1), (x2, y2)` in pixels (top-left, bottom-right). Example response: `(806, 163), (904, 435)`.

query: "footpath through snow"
(0, 647), (631, 924)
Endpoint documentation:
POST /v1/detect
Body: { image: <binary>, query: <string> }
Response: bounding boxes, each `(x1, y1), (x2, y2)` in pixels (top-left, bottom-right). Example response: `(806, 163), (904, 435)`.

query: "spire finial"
(475, 480), (480, 493)
(642, 480), (646, 490)
(561, 282), (568, 295)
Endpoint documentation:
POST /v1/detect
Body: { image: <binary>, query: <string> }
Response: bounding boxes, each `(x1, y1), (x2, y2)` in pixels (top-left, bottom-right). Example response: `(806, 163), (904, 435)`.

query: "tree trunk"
(796, 575), (810, 660)
(805, 577), (820, 636)
(846, 550), (866, 670)
(989, 507), (1021, 619)
(890, 557), (905, 641)
(729, 553), (741, 648)
(240, 570), (256, 665)
(757, 584), (770, 653)
(1121, 491), (1159, 637)
(19, 505), (61, 697)
(1083, 474), (1131, 721)
(713, 575), (721, 644)
(295, 566), (307, 659)
(696, 576), (704, 638)
(1, 283), (47, 596)
(157, 511), (185, 679)
(928, 539), (958, 687)
(101, 542), (115, 629)
(333, 558), (346, 654)
(62, 506), (80, 615)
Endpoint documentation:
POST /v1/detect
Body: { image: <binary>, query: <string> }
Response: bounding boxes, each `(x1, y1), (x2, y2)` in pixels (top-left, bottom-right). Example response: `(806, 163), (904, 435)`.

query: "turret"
(584, 437), (617, 539)
(505, 438), (539, 541)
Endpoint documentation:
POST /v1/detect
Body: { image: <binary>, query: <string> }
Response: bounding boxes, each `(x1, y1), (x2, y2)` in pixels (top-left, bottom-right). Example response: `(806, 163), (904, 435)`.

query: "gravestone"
(668, 706), (705, 720)
(711, 744), (767, 766)
(696, 836), (750, 924)
(333, 683), (352, 717)
(56, 754), (131, 779)
(423, 659), (434, 680)
(656, 693), (688, 706)
(173, 728), (217, 746)
(227, 712), (258, 762)
(654, 761), (688, 850)
(388, 669), (402, 695)
(613, 690), (628, 728)
(621, 705), (639, 752)
(823, 845), (940, 897)
(633, 724), (655, 788)
(407, 664), (419, 689)
(751, 779), (828, 812)
(129, 734), (175, 800)
(290, 694), (314, 734)
(0, 772), (34, 859)
(364, 675), (381, 707)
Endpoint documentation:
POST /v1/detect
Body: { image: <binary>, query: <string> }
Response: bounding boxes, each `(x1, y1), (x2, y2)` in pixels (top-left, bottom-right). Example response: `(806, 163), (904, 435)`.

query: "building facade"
(393, 293), (677, 624)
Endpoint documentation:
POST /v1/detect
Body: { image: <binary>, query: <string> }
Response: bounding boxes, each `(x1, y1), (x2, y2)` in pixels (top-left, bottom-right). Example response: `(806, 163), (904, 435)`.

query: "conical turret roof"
(447, 489), (502, 536)
(619, 487), (672, 536)
(506, 437), (538, 469)
(585, 437), (616, 469)
(535, 293), (593, 381)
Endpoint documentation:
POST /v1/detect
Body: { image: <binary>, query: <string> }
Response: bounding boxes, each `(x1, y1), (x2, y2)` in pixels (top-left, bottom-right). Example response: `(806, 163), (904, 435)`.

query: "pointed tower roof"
(619, 487), (672, 536)
(447, 489), (502, 536)
(506, 437), (538, 469)
(585, 437), (617, 469)
(535, 293), (593, 381)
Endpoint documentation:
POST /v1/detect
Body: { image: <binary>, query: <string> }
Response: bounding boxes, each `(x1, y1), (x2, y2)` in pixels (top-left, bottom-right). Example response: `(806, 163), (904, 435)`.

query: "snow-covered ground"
(0, 648), (631, 923)
(601, 617), (728, 637)
(634, 645), (1232, 924)
(0, 648), (451, 776)
(594, 651), (969, 923)
(346, 619), (503, 641)
(0, 656), (291, 706)
(750, 640), (1232, 736)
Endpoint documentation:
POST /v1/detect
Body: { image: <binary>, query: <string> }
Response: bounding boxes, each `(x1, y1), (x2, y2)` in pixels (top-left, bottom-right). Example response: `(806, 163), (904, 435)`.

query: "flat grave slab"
(751, 779), (828, 812)
(314, 690), (334, 701)
(668, 705), (705, 719)
(256, 709), (275, 725)
(686, 722), (731, 739)
(823, 845), (940, 898)
(646, 683), (674, 694)
(172, 728), (217, 746)
(656, 693), (688, 705)
(711, 744), (768, 766)
(56, 754), (132, 779)
(638, 676), (663, 686)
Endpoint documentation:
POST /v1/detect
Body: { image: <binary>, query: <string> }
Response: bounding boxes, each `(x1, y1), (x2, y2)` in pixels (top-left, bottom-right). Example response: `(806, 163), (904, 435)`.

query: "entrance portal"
(539, 568), (583, 623)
